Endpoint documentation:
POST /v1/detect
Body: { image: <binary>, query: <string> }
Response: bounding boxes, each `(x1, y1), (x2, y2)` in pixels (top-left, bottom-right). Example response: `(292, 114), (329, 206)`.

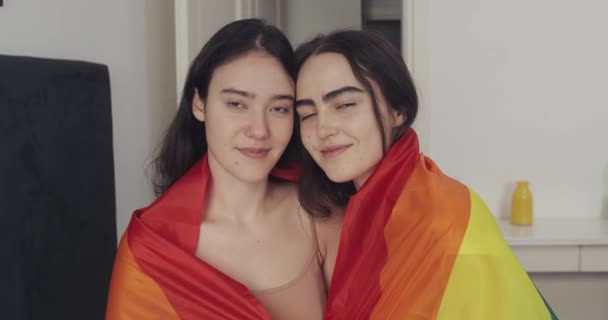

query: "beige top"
(252, 217), (327, 320)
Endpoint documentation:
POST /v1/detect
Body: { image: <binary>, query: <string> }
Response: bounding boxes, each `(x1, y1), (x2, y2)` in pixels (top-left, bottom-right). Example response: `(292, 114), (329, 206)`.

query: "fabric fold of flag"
(324, 129), (558, 320)
(106, 157), (277, 320)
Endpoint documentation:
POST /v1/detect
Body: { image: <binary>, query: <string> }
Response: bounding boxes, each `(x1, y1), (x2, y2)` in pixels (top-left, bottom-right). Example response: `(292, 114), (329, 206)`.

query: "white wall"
(411, 1), (608, 318)
(423, 0), (608, 219)
(0, 0), (176, 237)
(284, 0), (361, 46)
(175, 0), (237, 96)
(174, 0), (282, 101)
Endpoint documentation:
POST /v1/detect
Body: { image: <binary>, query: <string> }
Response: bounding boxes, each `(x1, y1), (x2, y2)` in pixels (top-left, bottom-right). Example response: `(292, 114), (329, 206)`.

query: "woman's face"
(192, 51), (295, 183)
(296, 53), (403, 188)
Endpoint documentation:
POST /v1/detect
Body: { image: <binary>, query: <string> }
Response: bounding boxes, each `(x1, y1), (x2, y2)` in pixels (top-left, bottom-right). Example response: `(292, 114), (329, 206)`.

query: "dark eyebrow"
(221, 88), (294, 102)
(272, 94), (295, 102)
(294, 98), (315, 109)
(295, 86), (365, 109)
(220, 88), (255, 98)
(322, 86), (364, 103)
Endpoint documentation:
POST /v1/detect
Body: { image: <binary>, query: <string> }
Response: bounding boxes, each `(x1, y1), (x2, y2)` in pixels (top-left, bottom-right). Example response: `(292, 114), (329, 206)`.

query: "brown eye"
(271, 106), (290, 113)
(337, 102), (356, 109)
(227, 101), (244, 109)
(300, 113), (317, 121)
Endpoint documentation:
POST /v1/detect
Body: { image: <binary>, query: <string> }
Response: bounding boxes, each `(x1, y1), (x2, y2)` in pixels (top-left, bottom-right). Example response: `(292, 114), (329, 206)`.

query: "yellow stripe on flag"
(436, 190), (551, 320)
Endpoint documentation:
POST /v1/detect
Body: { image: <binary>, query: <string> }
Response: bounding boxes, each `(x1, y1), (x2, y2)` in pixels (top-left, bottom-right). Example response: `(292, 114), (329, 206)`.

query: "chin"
(324, 170), (355, 184)
(237, 172), (271, 184)
(228, 163), (274, 184)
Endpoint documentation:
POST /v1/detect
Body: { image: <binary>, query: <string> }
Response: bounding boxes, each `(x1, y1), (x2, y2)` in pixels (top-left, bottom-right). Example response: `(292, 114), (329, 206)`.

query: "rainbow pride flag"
(106, 129), (557, 319)
(323, 129), (557, 319)
(105, 156), (292, 319)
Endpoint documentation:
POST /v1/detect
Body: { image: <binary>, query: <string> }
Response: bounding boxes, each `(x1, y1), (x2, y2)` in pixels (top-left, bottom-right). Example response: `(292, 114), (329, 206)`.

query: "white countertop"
(496, 217), (608, 246)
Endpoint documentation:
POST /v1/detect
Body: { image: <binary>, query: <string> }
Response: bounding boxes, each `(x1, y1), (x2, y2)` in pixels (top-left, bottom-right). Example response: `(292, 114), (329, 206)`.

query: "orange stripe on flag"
(106, 235), (181, 320)
(371, 157), (470, 319)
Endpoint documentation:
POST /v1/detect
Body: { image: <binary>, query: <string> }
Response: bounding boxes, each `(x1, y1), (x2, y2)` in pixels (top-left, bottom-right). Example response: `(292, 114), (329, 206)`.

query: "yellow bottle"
(511, 181), (533, 225)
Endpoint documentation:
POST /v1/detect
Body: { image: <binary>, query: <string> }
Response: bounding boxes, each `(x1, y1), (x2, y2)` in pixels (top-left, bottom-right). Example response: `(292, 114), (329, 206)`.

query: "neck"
(352, 129), (420, 192)
(206, 156), (273, 224)
(353, 169), (375, 190)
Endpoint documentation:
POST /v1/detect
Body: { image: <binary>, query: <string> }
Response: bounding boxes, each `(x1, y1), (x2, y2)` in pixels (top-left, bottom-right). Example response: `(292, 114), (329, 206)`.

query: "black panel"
(0, 55), (117, 320)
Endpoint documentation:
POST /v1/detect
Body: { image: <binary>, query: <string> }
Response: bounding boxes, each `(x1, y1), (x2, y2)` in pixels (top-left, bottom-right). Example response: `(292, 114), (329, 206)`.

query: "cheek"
(352, 108), (383, 139)
(350, 116), (384, 157)
(299, 123), (316, 147)
(204, 114), (242, 148)
(361, 133), (385, 168)
(270, 117), (294, 143)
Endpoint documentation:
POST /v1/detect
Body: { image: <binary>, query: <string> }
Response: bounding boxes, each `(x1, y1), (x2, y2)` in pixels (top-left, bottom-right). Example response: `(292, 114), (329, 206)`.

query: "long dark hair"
(295, 30), (418, 217)
(151, 19), (297, 196)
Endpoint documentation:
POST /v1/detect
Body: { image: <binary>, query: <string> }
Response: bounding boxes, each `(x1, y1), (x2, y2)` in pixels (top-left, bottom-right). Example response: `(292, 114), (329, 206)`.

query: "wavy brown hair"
(151, 19), (297, 196)
(295, 30), (418, 217)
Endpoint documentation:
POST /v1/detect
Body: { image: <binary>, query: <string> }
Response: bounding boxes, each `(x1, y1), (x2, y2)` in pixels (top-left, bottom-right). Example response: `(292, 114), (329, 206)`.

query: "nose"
(316, 112), (339, 140)
(246, 112), (270, 140)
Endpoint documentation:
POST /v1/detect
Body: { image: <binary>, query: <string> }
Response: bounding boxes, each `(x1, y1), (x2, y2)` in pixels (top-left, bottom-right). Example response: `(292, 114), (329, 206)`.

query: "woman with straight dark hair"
(106, 19), (338, 320)
(294, 30), (558, 319)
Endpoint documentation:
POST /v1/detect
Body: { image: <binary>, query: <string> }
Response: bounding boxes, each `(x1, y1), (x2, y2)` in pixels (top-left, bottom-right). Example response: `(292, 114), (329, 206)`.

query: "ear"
(393, 110), (406, 127)
(192, 89), (205, 122)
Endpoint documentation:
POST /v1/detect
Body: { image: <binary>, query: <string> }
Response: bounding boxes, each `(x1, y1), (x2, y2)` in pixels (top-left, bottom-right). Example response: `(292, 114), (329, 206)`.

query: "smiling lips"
(320, 144), (351, 159)
(237, 147), (271, 159)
